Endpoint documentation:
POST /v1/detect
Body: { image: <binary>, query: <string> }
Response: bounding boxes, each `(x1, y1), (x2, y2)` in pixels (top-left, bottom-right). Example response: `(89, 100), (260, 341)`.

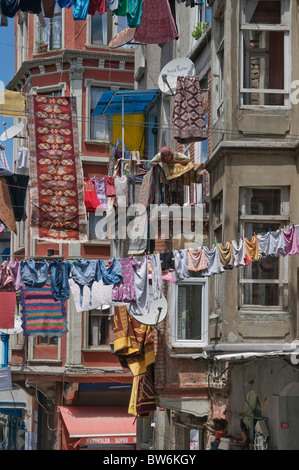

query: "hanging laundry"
(129, 255), (150, 316)
(257, 230), (286, 257)
(0, 90), (25, 118)
(187, 247), (208, 272)
(127, 0), (144, 28)
(48, 260), (71, 302)
(0, 0), (19, 18)
(42, 0), (56, 17)
(104, 176), (116, 197)
(112, 257), (138, 303)
(173, 76), (208, 144)
(0, 367), (12, 391)
(134, 0), (178, 44)
(56, 0), (75, 7)
(27, 95), (87, 243)
(0, 260), (16, 290)
(0, 292), (16, 329)
(173, 249), (190, 280)
(92, 177), (108, 210)
(149, 253), (163, 299)
(114, 175), (128, 206)
(113, 304), (155, 376)
(129, 365), (156, 417)
(112, 0), (128, 15)
(70, 259), (98, 307)
(244, 235), (261, 262)
(20, 280), (68, 337)
(160, 251), (175, 272)
(5, 174), (29, 221)
(217, 241), (234, 270)
(0, 5), (8, 25)
(203, 245), (225, 277)
(69, 278), (113, 312)
(96, 258), (123, 285)
(151, 147), (194, 180)
(20, 260), (48, 288)
(88, 0), (106, 15)
(0, 144), (12, 176)
(282, 225), (299, 255)
(106, 0), (118, 10)
(16, 147), (29, 175)
(73, 0), (90, 20)
(0, 177), (16, 234)
(19, 0), (42, 14)
(127, 173), (145, 205)
(232, 238), (246, 267)
(9, 260), (25, 291)
(84, 178), (101, 212)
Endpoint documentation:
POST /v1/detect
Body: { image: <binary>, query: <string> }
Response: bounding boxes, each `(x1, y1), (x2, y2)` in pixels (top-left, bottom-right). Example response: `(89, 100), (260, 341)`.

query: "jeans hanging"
(70, 259), (98, 306)
(49, 260), (71, 302)
(96, 259), (123, 285)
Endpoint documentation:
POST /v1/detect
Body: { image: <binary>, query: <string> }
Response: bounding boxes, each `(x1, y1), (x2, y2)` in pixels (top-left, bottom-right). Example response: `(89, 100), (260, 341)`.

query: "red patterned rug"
(27, 95), (87, 242)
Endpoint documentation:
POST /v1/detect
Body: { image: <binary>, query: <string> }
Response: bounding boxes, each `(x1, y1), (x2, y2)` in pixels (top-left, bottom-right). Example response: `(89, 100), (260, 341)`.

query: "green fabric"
(112, 0), (129, 16)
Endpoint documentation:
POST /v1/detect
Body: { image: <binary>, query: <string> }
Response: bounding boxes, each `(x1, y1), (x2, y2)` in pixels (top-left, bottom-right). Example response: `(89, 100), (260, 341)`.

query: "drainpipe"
(0, 333), (9, 368)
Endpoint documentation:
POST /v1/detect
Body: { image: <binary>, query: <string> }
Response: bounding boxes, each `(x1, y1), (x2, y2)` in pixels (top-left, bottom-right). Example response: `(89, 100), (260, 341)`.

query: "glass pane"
(245, 189), (281, 215)
(90, 87), (109, 141)
(244, 256), (279, 280)
(91, 11), (107, 45)
(250, 1), (281, 24)
(177, 284), (202, 341)
(89, 315), (108, 346)
(244, 282), (279, 305)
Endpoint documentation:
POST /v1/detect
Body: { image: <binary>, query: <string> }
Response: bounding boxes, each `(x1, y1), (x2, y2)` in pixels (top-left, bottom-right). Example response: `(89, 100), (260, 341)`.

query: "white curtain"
(90, 87), (109, 141)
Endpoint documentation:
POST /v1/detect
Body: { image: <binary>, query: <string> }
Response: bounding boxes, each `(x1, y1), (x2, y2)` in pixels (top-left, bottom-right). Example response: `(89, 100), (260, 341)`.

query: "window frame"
(239, 0), (291, 109)
(238, 186), (290, 311)
(84, 307), (113, 350)
(35, 4), (64, 52)
(172, 277), (208, 348)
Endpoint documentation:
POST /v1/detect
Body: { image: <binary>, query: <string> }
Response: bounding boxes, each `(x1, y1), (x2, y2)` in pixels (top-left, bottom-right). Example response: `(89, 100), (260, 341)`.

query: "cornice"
(7, 48), (135, 91)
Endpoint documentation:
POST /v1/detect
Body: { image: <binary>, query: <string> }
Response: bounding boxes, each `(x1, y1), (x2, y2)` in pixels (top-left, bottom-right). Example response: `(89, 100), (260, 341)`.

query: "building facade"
(6, 5), (137, 450)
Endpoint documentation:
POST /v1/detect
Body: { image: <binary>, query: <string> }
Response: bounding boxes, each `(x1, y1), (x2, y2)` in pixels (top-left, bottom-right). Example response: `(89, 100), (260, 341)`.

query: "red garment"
(88, 0), (106, 15)
(134, 0), (178, 44)
(0, 292), (16, 329)
(104, 176), (116, 197)
(84, 178), (101, 212)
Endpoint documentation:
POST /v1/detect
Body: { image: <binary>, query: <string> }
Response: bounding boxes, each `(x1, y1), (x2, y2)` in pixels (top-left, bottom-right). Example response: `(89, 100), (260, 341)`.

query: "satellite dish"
(158, 57), (196, 96)
(0, 316), (23, 335)
(130, 287), (168, 326)
(109, 28), (136, 48)
(0, 123), (24, 142)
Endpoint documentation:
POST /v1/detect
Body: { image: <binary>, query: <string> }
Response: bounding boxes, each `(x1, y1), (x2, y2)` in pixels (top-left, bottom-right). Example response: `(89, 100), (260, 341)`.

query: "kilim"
(129, 365), (156, 417)
(20, 284), (67, 337)
(173, 76), (208, 144)
(26, 95), (87, 242)
(113, 305), (155, 376)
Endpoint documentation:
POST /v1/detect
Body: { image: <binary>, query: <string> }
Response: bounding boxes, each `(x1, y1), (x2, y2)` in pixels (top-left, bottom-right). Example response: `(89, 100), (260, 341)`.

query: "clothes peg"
(228, 238), (232, 244)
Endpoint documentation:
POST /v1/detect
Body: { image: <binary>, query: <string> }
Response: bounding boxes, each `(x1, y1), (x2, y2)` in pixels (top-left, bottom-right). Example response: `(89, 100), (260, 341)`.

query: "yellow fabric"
(244, 235), (260, 261)
(163, 161), (194, 180)
(128, 376), (138, 416)
(112, 114), (145, 154)
(0, 90), (26, 118)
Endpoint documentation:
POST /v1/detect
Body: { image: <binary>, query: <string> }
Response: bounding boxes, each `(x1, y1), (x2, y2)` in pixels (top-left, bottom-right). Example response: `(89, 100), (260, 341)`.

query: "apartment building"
(5, 4), (137, 450)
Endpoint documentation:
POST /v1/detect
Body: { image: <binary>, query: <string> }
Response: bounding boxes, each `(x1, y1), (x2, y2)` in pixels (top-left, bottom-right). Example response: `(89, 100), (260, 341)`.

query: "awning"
(92, 89), (160, 116)
(59, 406), (136, 447)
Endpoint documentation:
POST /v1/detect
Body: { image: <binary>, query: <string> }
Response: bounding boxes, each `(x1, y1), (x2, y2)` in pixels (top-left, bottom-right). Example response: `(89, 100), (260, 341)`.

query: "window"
(91, 11), (108, 45)
(90, 87), (110, 141)
(197, 0), (212, 24)
(240, 0), (291, 107)
(239, 187), (289, 308)
(173, 276), (208, 347)
(87, 307), (112, 348)
(37, 3), (62, 51)
(213, 4), (225, 120)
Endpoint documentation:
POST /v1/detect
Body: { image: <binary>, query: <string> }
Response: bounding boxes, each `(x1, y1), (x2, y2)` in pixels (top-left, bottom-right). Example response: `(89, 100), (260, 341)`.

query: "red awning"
(59, 406), (136, 447)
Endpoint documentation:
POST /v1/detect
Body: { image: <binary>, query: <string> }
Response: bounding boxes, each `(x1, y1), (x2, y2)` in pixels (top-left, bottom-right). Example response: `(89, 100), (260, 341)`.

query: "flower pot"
(37, 44), (48, 53)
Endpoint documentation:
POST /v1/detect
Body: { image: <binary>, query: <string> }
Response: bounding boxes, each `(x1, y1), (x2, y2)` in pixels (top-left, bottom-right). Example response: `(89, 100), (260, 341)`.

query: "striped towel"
(20, 284), (67, 337)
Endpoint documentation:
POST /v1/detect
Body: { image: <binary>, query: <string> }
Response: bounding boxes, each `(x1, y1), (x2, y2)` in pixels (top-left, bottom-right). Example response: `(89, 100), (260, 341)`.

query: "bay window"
(240, 0), (291, 107)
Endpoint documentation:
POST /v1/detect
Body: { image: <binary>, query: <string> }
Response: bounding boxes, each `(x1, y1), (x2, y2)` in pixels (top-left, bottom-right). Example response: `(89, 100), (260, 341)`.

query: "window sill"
(84, 139), (110, 146)
(238, 307), (289, 315)
(239, 105), (291, 111)
(82, 346), (111, 352)
(83, 240), (111, 245)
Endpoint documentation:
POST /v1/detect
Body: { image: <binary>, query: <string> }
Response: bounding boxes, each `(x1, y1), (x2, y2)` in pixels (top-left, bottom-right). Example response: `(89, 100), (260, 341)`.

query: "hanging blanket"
(173, 76), (208, 144)
(128, 365), (156, 417)
(20, 283), (67, 337)
(27, 95), (87, 242)
(113, 305), (155, 376)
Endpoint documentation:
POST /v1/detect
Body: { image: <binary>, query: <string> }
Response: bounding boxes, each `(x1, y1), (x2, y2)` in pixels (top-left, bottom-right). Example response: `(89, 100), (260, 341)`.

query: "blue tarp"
(92, 89), (160, 115)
